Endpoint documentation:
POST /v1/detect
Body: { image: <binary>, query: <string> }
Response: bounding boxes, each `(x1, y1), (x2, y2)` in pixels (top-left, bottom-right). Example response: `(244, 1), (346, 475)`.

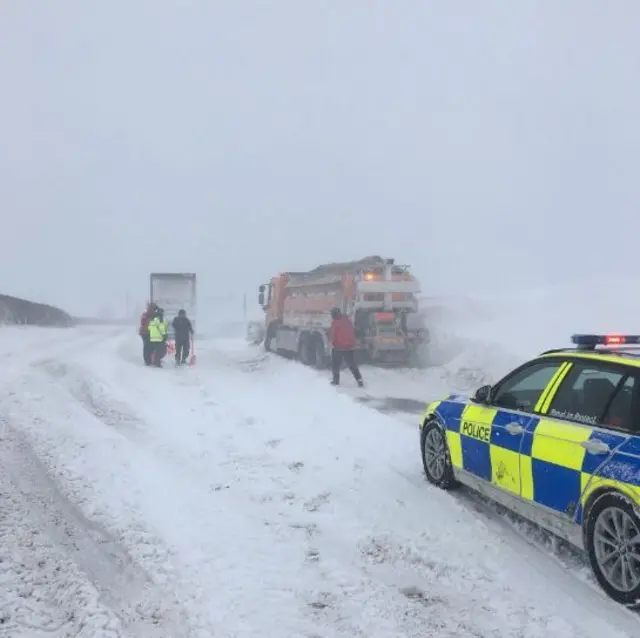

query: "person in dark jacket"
(329, 307), (363, 387)
(172, 309), (194, 365)
(139, 302), (157, 365)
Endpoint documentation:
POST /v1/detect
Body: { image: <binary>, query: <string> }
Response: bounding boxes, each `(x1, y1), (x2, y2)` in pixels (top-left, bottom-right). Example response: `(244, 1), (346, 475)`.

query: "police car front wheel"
(585, 493), (640, 606)
(421, 421), (457, 490)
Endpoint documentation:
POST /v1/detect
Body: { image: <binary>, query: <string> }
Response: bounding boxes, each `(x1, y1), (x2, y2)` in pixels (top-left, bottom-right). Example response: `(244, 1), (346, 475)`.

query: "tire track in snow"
(0, 377), (207, 636)
(0, 412), (197, 638)
(35, 359), (146, 438)
(35, 358), (263, 487)
(0, 418), (172, 637)
(0, 326), (122, 387)
(0, 429), (126, 637)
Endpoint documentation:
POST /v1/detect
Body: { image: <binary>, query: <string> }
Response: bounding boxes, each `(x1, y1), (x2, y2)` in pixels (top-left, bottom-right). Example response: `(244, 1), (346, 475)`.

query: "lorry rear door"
(149, 273), (197, 338)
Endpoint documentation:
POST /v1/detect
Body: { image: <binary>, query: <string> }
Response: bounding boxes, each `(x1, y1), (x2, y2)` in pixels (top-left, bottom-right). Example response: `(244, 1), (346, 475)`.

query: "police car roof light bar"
(570, 334), (640, 350)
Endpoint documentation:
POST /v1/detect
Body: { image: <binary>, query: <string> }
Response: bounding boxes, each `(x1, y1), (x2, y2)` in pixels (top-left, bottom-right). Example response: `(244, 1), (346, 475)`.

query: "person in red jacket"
(329, 307), (363, 387)
(138, 302), (156, 365)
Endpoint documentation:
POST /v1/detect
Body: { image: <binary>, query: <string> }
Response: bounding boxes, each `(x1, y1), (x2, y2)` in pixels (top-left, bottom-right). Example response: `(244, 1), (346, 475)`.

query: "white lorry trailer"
(149, 273), (197, 339)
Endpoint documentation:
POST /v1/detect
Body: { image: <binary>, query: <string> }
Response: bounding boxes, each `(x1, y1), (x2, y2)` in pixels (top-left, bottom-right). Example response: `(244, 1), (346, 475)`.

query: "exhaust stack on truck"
(256, 256), (428, 367)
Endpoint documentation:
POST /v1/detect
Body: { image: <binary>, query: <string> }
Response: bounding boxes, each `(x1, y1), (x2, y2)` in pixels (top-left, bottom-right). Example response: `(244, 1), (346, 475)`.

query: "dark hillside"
(0, 294), (74, 327)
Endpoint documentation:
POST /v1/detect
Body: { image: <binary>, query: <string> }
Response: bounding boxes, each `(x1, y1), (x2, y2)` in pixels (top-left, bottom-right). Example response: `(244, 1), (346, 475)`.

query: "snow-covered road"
(2, 317), (640, 637)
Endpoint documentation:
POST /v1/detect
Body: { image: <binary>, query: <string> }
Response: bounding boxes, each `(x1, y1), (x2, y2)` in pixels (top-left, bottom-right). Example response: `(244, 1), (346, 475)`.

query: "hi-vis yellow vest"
(148, 317), (168, 342)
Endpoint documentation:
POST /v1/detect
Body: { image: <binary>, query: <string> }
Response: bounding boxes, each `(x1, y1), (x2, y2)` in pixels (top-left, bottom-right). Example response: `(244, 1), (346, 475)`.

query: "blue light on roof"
(571, 334), (640, 349)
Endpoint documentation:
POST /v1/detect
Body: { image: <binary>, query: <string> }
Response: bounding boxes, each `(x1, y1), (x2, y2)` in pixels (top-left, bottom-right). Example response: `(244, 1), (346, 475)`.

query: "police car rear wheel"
(585, 493), (640, 605)
(421, 421), (456, 490)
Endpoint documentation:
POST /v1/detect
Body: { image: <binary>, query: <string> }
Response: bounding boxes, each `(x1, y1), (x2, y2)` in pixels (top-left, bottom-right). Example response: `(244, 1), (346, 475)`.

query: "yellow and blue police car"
(420, 334), (640, 606)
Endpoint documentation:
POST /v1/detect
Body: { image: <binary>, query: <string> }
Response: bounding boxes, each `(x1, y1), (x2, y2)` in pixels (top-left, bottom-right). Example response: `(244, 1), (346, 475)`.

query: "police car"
(420, 334), (640, 605)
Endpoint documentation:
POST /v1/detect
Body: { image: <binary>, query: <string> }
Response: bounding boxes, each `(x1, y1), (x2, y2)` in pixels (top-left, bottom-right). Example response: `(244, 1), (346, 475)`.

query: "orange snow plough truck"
(257, 256), (429, 368)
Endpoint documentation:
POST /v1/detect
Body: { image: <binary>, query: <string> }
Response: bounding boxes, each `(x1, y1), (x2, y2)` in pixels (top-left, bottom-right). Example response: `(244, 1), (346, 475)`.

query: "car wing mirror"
(473, 384), (492, 404)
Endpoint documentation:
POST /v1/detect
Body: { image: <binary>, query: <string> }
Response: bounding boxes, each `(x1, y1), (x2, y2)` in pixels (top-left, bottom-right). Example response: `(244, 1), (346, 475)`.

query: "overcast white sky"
(1, 1), (639, 316)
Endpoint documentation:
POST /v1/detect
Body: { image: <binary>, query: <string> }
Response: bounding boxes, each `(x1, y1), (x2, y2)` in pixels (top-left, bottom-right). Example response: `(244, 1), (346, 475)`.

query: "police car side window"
(603, 376), (638, 432)
(491, 361), (563, 414)
(547, 363), (629, 429)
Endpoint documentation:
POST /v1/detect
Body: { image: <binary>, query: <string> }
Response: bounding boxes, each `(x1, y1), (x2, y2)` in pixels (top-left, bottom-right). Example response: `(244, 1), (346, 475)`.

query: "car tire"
(420, 420), (458, 490)
(584, 492), (640, 606)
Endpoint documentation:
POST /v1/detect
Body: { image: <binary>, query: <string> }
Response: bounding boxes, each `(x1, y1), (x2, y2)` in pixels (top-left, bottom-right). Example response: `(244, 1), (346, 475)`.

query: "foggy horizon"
(2, 2), (639, 317)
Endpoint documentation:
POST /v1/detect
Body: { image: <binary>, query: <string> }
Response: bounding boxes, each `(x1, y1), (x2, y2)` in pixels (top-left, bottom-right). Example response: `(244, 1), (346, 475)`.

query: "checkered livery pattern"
(424, 395), (640, 525)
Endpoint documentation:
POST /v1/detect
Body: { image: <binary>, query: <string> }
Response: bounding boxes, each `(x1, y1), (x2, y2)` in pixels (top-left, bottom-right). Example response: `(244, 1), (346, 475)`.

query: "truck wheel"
(314, 337), (327, 370)
(264, 324), (277, 352)
(584, 492), (640, 605)
(299, 335), (311, 365)
(420, 421), (458, 490)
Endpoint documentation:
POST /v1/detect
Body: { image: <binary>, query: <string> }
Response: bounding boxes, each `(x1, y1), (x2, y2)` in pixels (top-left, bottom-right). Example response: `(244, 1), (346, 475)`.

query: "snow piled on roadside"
(417, 279), (640, 399)
(426, 277), (640, 364)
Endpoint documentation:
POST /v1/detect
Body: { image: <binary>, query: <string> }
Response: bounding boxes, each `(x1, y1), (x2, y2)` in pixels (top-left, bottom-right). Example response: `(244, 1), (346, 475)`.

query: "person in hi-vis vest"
(148, 307), (168, 367)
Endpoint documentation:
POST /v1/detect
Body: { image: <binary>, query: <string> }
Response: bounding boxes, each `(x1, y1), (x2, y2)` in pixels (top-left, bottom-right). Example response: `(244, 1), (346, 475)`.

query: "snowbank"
(420, 278), (640, 396)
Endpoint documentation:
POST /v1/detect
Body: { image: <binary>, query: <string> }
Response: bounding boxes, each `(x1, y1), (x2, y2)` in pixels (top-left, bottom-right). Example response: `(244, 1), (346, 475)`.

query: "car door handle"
(506, 423), (525, 435)
(581, 439), (610, 455)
